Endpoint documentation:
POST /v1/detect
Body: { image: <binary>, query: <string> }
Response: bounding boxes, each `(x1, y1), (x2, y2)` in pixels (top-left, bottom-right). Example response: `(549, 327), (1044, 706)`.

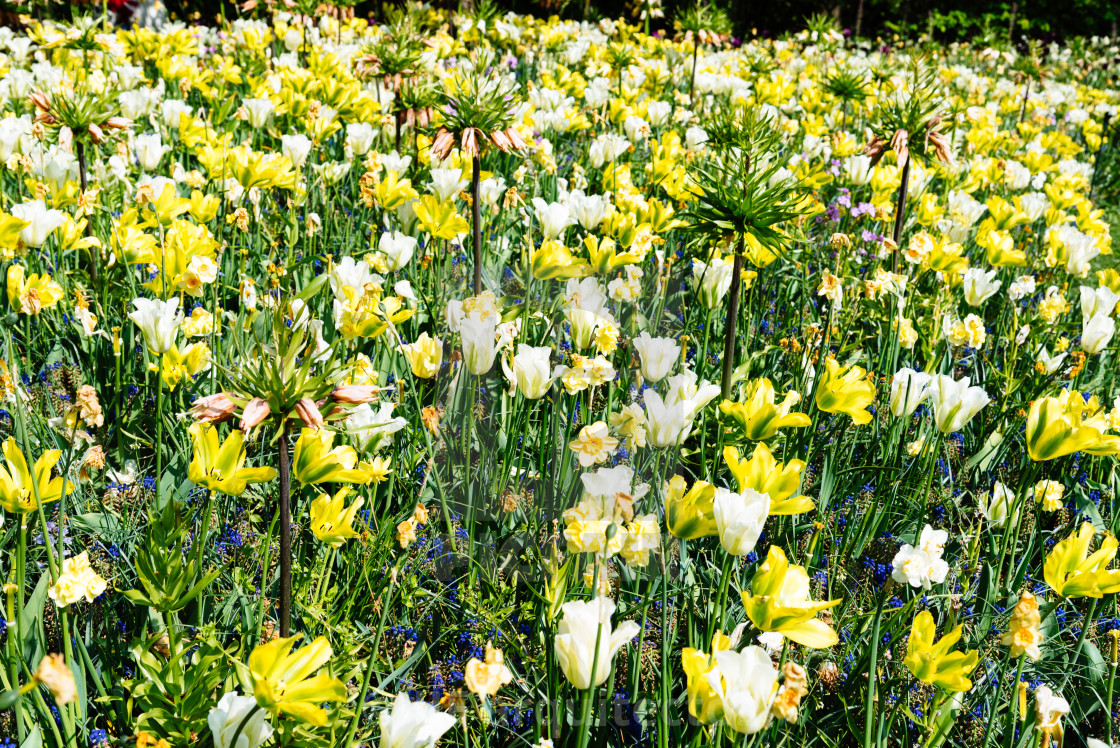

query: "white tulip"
(927, 374), (990, 433)
(345, 402), (407, 453)
(889, 368), (933, 417)
(378, 231), (417, 271)
(566, 190), (613, 231)
(242, 98), (275, 128)
(503, 345), (553, 399)
(632, 332), (680, 383)
(531, 197), (577, 239)
(378, 692), (457, 748)
(11, 200), (65, 248)
(128, 296), (182, 354)
(429, 167), (468, 203)
(554, 597), (640, 690)
(281, 133), (313, 169)
(134, 133), (169, 171)
(691, 258), (734, 310)
(1080, 285), (1120, 323)
(1082, 312), (1116, 355)
(844, 154), (874, 186)
(161, 99), (193, 129)
(712, 647), (779, 735)
(208, 692), (273, 748)
(461, 316), (498, 375)
(712, 487), (770, 556)
(345, 122), (377, 156)
(962, 267), (1002, 306)
(980, 481), (1018, 528)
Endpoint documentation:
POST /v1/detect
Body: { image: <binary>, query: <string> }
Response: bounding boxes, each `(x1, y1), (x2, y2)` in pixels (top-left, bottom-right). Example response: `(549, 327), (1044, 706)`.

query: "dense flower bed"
(0, 7), (1119, 748)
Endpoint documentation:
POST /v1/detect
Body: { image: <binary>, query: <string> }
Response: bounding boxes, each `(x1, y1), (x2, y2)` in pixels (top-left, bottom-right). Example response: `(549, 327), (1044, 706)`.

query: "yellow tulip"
(414, 195), (469, 240)
(372, 170), (419, 210)
(188, 423), (277, 496)
(584, 235), (643, 274)
(719, 378), (811, 441)
(293, 428), (375, 485)
(399, 332), (443, 379)
(723, 444), (813, 515)
(309, 487), (365, 547)
(978, 228), (1027, 267)
(682, 645), (725, 725)
(6, 265), (64, 315)
(663, 475), (718, 540)
(741, 546), (840, 648)
(0, 438), (74, 515)
(247, 635), (347, 725)
(1043, 522), (1120, 599)
(1026, 390), (1120, 462)
(814, 359), (876, 425)
(157, 343), (211, 391)
(531, 239), (590, 280)
(903, 611), (979, 692)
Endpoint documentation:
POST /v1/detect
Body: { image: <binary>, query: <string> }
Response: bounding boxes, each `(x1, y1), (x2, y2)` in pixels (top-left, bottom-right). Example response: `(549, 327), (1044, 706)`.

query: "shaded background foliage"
(11, 0), (1120, 43)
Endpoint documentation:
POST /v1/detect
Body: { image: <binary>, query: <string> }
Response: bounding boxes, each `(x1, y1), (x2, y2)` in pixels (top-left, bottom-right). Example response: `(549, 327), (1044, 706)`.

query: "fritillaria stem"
(891, 157), (911, 274)
(720, 237), (745, 400)
(472, 152), (482, 295)
(278, 435), (292, 637)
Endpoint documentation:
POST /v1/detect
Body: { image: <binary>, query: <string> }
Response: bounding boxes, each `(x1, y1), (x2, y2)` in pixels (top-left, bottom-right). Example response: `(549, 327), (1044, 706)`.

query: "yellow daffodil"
(1001, 590), (1043, 660)
(247, 635), (347, 725)
(719, 378), (811, 441)
(903, 611), (979, 692)
(293, 428), (375, 485)
(187, 423), (277, 496)
(663, 475), (718, 540)
(1026, 389), (1120, 462)
(0, 438), (74, 515)
(814, 359), (876, 425)
(308, 487), (365, 547)
(723, 444), (813, 515)
(741, 545), (840, 648)
(1044, 522), (1120, 599)
(7, 265), (64, 315)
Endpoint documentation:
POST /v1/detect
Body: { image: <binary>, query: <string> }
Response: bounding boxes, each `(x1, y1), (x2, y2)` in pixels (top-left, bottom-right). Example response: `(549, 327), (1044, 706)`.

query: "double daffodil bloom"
(1026, 389), (1120, 462)
(187, 423), (277, 496)
(247, 635), (347, 725)
(719, 378), (811, 441)
(309, 487), (365, 547)
(663, 475), (718, 539)
(741, 546), (840, 648)
(1043, 522), (1120, 599)
(681, 630), (737, 725)
(0, 438), (74, 514)
(815, 359), (876, 425)
(903, 611), (979, 692)
(293, 428), (375, 485)
(723, 444), (813, 515)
